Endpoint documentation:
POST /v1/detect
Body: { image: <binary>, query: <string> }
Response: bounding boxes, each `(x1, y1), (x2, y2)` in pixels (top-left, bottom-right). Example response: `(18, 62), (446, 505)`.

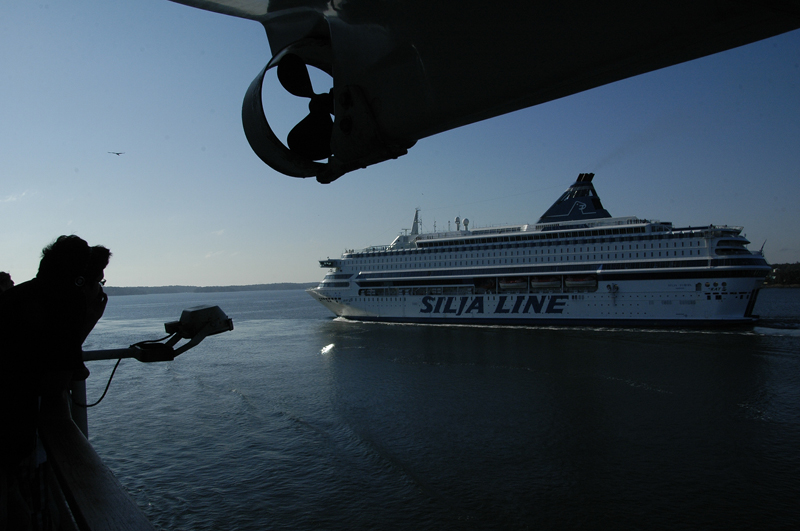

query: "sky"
(2, 1), (799, 287)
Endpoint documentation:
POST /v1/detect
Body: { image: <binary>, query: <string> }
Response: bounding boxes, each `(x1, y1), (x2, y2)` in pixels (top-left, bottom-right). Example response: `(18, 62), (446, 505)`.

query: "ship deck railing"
(535, 216), (648, 232)
(37, 390), (156, 531)
(362, 245), (391, 253)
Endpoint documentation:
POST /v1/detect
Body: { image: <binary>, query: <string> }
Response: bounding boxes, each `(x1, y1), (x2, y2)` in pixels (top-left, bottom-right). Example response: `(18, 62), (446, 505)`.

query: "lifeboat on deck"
(499, 277), (528, 290)
(530, 276), (561, 289)
(565, 275), (597, 289)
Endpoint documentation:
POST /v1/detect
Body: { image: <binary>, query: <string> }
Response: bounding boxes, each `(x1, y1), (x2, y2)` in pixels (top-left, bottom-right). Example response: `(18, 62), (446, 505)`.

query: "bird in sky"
(108, 151), (125, 156)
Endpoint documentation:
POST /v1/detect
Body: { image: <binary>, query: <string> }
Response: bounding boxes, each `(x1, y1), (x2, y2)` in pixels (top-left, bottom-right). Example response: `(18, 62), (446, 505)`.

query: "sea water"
(83, 289), (800, 530)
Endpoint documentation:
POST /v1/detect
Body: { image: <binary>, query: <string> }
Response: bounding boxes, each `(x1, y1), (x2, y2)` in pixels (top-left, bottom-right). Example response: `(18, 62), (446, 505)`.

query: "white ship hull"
(308, 277), (762, 326)
(309, 174), (769, 327)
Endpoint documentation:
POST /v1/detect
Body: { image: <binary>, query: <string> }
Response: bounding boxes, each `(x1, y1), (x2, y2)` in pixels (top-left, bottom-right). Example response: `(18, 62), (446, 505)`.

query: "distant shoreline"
(104, 283), (317, 296)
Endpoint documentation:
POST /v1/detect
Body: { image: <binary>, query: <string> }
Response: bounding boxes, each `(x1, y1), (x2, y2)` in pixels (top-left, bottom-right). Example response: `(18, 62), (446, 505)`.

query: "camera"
(164, 305), (234, 338)
(83, 305), (233, 362)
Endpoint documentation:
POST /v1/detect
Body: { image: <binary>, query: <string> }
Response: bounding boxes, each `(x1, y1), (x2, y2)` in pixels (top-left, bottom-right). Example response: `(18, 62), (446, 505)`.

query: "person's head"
(37, 235), (111, 288)
(0, 271), (13, 292)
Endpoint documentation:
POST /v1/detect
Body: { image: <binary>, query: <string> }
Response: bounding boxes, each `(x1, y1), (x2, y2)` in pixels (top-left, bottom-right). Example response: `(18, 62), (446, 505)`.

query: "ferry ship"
(308, 174), (770, 326)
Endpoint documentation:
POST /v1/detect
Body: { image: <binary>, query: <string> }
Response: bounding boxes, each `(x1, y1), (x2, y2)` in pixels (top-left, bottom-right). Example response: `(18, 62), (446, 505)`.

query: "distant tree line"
(766, 263), (800, 286)
(105, 282), (317, 296)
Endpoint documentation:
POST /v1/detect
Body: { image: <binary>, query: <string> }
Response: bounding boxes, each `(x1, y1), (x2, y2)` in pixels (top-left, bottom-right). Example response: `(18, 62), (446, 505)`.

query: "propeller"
(278, 54), (334, 161)
(242, 37), (413, 182)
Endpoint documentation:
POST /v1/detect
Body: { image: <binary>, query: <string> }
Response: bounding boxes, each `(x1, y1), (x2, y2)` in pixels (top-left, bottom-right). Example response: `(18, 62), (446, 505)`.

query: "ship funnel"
(537, 173), (611, 223)
(411, 209), (420, 235)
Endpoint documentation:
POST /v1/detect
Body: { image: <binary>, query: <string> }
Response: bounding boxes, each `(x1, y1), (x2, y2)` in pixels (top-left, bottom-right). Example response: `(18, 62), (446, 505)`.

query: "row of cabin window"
(415, 227), (712, 249)
(348, 232), (711, 260)
(347, 250), (704, 271)
(351, 241), (705, 266)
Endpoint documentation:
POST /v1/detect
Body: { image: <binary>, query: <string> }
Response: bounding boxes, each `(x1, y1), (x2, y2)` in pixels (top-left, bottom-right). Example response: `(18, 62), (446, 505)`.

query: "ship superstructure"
(308, 174), (769, 326)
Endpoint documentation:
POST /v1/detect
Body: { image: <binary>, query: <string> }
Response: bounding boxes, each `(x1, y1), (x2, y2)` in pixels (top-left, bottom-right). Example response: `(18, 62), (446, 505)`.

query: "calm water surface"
(84, 289), (800, 530)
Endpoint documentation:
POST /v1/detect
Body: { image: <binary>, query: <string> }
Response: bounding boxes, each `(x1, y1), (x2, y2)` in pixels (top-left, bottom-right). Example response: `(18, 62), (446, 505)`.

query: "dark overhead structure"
(171, 0), (800, 183)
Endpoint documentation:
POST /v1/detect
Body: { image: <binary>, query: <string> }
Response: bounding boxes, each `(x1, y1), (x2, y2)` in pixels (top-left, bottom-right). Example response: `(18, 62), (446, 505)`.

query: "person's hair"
(37, 235), (111, 285)
(0, 271), (10, 284)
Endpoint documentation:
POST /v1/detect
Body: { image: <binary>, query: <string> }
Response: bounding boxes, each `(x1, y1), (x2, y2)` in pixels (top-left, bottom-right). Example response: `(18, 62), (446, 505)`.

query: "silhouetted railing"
(38, 393), (156, 531)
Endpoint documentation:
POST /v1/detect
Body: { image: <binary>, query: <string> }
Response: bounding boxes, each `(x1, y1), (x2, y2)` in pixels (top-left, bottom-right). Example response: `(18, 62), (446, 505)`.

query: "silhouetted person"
(0, 235), (110, 528)
(0, 271), (12, 293)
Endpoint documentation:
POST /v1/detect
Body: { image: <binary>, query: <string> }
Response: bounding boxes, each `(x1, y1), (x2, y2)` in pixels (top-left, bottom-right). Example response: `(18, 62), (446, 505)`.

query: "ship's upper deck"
(323, 174), (755, 266)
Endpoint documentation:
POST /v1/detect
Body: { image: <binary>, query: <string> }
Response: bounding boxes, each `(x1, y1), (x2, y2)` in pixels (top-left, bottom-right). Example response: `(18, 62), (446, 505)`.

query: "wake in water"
(753, 322), (800, 336)
(333, 314), (800, 337)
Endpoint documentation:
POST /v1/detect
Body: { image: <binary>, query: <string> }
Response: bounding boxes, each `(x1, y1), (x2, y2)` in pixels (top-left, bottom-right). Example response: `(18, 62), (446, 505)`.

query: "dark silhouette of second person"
(0, 271), (13, 292)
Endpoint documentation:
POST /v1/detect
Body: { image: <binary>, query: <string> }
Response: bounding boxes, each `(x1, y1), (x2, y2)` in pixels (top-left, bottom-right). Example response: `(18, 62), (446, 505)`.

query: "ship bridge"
(319, 258), (342, 268)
